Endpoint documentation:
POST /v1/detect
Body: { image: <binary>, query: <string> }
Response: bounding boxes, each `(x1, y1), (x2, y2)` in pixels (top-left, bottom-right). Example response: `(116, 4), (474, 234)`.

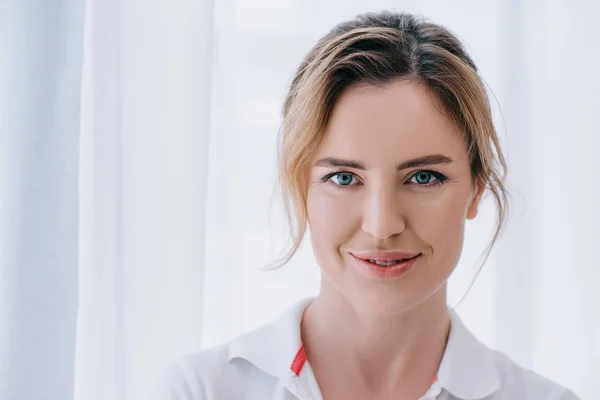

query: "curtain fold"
(75, 0), (214, 399)
(0, 1), (85, 399)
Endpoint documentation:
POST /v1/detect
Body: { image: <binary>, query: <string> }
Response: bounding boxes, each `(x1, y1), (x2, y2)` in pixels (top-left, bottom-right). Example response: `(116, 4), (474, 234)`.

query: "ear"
(466, 178), (485, 220)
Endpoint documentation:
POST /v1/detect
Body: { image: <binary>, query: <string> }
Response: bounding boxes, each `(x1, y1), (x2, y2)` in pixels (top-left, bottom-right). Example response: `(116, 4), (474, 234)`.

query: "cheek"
(408, 189), (470, 266)
(306, 187), (358, 258)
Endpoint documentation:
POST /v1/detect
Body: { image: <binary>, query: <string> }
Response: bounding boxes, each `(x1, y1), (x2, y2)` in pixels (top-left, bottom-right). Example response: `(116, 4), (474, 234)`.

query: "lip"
(350, 250), (420, 262)
(350, 252), (421, 280)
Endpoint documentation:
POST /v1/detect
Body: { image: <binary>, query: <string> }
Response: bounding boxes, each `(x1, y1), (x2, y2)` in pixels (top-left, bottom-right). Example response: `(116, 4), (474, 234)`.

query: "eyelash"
(320, 169), (448, 191)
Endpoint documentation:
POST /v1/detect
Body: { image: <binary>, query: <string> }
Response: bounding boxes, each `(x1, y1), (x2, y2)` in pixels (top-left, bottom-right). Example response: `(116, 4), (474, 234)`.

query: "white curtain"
(75, 0), (213, 399)
(0, 1), (84, 399)
(1, 0), (598, 399)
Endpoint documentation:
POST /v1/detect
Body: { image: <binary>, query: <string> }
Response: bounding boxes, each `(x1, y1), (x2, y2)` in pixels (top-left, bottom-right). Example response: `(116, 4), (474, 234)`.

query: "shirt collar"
(437, 308), (501, 399)
(228, 298), (313, 379)
(228, 298), (501, 399)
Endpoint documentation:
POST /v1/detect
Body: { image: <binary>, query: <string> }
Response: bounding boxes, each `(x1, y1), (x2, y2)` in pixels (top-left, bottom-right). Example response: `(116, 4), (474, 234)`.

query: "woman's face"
(306, 80), (484, 315)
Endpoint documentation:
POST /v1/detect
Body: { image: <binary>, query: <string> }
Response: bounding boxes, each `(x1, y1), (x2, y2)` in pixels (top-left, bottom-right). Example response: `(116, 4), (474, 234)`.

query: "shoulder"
(444, 309), (580, 400)
(149, 341), (281, 400)
(149, 344), (230, 400)
(490, 350), (580, 399)
(149, 300), (310, 400)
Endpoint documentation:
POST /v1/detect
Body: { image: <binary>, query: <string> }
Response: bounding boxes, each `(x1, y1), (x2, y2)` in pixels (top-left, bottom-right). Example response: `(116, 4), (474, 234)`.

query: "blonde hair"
(275, 11), (508, 273)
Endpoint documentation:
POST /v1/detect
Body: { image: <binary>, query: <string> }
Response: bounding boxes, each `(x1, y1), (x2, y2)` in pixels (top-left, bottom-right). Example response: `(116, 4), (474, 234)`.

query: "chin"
(345, 282), (432, 317)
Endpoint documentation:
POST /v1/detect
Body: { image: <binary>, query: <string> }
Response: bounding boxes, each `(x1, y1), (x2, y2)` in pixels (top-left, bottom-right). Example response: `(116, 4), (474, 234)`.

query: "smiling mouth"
(350, 253), (422, 279)
(366, 258), (415, 266)
(363, 254), (420, 267)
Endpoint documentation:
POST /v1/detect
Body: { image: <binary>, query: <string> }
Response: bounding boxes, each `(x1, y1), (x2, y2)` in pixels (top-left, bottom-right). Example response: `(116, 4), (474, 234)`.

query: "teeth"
(368, 259), (403, 266)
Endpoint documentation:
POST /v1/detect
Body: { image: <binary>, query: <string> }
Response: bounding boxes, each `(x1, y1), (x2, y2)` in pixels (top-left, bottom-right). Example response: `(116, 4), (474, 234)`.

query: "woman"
(153, 11), (580, 400)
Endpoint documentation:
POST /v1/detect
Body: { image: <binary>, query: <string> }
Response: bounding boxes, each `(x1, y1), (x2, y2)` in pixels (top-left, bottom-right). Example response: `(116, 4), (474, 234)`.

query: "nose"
(361, 184), (406, 240)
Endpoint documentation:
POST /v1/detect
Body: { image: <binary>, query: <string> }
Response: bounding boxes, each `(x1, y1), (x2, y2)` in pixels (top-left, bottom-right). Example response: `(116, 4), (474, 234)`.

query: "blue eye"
(331, 172), (358, 186)
(411, 172), (436, 184)
(320, 170), (445, 190)
(408, 170), (446, 187)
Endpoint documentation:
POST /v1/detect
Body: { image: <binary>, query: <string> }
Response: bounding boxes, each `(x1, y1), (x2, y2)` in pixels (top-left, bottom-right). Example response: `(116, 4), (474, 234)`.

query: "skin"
(301, 79), (485, 399)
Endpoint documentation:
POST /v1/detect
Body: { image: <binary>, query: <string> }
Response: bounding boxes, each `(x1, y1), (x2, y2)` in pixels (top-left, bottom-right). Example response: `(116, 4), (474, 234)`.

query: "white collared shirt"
(151, 298), (580, 399)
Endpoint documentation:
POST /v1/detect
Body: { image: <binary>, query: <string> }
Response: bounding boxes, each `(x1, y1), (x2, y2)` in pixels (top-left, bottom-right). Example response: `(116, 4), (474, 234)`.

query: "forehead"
(317, 80), (467, 162)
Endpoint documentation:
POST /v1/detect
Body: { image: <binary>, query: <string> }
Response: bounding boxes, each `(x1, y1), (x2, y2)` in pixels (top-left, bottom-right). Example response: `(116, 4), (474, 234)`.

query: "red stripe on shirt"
(290, 344), (307, 376)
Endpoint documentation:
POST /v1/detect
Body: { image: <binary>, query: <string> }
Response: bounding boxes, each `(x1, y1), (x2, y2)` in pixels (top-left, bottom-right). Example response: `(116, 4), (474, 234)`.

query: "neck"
(301, 284), (450, 395)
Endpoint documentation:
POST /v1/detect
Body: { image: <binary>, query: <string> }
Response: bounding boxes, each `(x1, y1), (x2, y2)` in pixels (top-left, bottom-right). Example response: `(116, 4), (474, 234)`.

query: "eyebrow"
(314, 154), (454, 170)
